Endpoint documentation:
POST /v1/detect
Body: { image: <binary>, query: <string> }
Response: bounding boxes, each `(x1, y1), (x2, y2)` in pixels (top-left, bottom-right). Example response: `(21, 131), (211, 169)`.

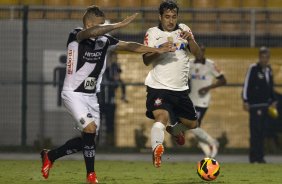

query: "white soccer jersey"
(189, 58), (223, 108)
(144, 23), (192, 91)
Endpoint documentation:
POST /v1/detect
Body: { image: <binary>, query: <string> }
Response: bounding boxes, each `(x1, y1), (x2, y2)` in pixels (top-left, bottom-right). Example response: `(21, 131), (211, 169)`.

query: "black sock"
(48, 137), (83, 162)
(82, 133), (96, 174)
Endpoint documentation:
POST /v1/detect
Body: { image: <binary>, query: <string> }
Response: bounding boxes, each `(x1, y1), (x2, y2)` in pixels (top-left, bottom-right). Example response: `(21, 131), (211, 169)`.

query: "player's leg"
(151, 109), (169, 168)
(83, 122), (98, 184)
(41, 137), (83, 179)
(146, 87), (170, 168)
(41, 91), (87, 179)
(166, 92), (198, 140)
(190, 107), (219, 158)
(83, 94), (101, 183)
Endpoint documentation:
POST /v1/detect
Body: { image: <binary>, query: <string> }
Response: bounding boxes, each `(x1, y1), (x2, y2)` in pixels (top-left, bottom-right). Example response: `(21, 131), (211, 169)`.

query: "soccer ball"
(197, 158), (220, 181)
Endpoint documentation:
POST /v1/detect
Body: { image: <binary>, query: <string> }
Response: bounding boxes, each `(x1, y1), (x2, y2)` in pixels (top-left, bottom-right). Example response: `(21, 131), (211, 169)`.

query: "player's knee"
(83, 122), (97, 133)
(153, 110), (169, 125)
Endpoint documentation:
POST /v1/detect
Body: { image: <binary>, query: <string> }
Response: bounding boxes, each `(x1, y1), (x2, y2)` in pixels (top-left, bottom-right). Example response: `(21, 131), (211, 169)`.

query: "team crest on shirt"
(154, 98), (163, 106)
(95, 37), (107, 50)
(258, 72), (265, 79)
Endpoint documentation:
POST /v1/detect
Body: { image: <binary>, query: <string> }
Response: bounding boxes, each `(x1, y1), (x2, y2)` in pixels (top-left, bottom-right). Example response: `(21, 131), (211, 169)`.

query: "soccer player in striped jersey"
(40, 5), (174, 184)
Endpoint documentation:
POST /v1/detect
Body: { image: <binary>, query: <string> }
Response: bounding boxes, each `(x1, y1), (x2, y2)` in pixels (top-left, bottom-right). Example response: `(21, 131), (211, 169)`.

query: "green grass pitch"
(0, 160), (282, 184)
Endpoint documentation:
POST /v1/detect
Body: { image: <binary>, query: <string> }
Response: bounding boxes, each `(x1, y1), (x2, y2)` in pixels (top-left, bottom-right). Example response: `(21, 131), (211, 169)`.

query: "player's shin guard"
(151, 122), (165, 150)
(83, 133), (96, 174)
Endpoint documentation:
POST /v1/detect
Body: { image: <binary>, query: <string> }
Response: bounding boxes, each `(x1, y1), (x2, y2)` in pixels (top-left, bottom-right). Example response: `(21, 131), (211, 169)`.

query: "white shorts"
(61, 91), (100, 133)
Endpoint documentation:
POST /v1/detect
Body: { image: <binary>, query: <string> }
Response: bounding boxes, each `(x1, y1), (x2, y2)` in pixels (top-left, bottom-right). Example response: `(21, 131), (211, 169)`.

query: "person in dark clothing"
(242, 46), (278, 163)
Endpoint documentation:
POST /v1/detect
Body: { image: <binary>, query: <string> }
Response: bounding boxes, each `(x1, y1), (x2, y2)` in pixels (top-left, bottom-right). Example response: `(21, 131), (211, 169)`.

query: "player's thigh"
(87, 94), (101, 134)
(146, 87), (171, 124)
(152, 109), (170, 124)
(61, 91), (99, 133)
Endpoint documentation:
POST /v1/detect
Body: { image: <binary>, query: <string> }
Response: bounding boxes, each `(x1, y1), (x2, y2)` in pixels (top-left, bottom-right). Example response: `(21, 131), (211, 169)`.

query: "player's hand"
(119, 13), (139, 27)
(198, 87), (210, 96)
(179, 28), (194, 41)
(243, 102), (250, 111)
(157, 42), (176, 53)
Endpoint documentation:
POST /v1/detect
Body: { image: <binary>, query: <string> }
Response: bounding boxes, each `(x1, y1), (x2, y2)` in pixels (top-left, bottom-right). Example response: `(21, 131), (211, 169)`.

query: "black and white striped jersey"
(62, 27), (119, 93)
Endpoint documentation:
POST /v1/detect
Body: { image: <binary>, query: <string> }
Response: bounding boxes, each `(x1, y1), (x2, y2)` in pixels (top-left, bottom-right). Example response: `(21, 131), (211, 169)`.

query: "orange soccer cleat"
(40, 149), (53, 179)
(152, 144), (164, 168)
(87, 172), (99, 184)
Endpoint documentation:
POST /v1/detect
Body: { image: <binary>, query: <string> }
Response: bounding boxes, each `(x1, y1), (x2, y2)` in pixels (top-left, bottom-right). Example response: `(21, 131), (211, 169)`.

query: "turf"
(0, 160), (281, 184)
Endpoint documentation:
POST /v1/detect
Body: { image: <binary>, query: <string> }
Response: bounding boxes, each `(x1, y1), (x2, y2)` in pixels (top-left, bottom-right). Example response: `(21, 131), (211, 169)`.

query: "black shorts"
(146, 86), (197, 121)
(195, 106), (208, 126)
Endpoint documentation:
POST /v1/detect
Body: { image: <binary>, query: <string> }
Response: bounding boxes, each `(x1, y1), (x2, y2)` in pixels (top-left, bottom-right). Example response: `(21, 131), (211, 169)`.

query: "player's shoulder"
(178, 23), (191, 31)
(70, 27), (83, 34)
(146, 26), (160, 33)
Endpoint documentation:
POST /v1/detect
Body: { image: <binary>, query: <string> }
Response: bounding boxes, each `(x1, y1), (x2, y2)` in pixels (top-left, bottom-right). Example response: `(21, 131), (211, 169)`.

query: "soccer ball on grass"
(197, 158), (220, 181)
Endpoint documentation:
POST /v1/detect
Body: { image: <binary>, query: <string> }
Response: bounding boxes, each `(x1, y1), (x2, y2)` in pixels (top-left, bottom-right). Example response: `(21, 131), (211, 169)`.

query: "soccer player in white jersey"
(40, 5), (173, 184)
(143, 1), (203, 168)
(188, 44), (227, 158)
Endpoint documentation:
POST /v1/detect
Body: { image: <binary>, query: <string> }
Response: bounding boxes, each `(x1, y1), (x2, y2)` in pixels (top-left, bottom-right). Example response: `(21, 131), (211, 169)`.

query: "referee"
(242, 46), (277, 163)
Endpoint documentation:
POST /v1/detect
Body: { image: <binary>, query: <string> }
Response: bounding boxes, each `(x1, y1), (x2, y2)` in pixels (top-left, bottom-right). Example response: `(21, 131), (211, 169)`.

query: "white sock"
(190, 127), (216, 145)
(151, 122), (165, 150)
(170, 122), (189, 135)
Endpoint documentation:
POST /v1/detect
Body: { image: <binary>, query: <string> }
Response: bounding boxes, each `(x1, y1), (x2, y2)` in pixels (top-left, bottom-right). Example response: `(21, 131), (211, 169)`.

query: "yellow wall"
(114, 48), (282, 148)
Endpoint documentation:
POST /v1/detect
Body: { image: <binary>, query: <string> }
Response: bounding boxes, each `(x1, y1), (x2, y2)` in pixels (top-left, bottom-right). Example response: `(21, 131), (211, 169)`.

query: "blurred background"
(0, 0), (282, 155)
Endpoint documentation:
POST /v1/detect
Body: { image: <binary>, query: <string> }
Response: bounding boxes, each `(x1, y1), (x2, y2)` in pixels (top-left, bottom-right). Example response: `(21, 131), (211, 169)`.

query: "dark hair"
(159, 0), (179, 15)
(259, 46), (270, 54)
(83, 5), (105, 24)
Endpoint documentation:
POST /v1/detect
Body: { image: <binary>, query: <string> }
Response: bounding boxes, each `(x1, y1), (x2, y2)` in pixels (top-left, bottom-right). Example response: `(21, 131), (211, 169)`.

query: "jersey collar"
(158, 23), (180, 32)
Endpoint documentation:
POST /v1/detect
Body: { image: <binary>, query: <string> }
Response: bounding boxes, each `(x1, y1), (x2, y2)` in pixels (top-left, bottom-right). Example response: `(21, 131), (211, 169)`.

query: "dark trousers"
(249, 107), (267, 163)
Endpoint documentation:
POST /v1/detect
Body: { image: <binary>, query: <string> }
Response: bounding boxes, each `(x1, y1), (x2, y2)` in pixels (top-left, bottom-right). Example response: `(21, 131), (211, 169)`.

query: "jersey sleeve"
(66, 28), (82, 46)
(144, 28), (157, 47)
(208, 60), (223, 78)
(105, 34), (119, 46)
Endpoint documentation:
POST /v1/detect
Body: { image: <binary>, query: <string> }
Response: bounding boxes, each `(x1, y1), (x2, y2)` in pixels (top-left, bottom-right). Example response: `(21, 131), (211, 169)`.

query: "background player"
(188, 44), (227, 158)
(143, 0), (202, 168)
(40, 5), (174, 184)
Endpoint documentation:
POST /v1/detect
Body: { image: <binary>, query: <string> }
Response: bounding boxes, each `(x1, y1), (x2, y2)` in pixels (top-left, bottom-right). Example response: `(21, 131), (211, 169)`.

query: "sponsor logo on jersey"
(154, 98), (163, 107)
(84, 77), (97, 90)
(83, 51), (102, 62)
(191, 74), (206, 80)
(67, 49), (74, 74)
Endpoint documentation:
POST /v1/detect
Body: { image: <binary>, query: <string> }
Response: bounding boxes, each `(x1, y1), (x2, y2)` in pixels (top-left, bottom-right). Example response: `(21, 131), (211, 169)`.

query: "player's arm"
(179, 27), (202, 59)
(198, 75), (227, 96)
(142, 41), (175, 66)
(76, 13), (138, 42)
(116, 41), (175, 54)
(242, 66), (255, 111)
